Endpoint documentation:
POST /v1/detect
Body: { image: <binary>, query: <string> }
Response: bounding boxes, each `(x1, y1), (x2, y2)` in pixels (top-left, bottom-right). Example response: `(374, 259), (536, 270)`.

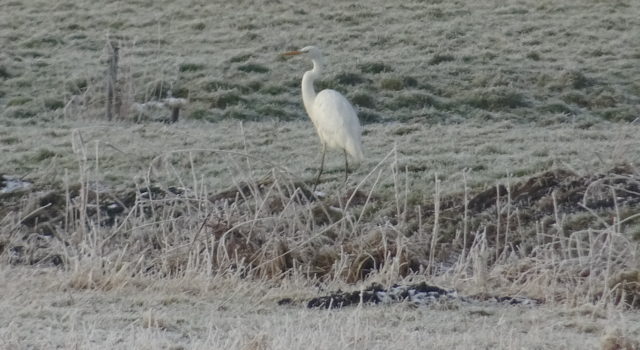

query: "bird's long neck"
(301, 58), (322, 116)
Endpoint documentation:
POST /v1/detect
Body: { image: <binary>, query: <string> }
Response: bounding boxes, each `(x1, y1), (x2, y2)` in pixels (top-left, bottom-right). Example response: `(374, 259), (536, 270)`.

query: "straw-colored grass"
(3, 266), (640, 349)
(2, 0), (640, 348)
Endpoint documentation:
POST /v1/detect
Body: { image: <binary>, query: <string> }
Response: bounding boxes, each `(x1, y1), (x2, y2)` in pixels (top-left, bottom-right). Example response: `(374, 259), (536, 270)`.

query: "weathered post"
(170, 106), (179, 123)
(165, 98), (187, 123)
(106, 41), (119, 121)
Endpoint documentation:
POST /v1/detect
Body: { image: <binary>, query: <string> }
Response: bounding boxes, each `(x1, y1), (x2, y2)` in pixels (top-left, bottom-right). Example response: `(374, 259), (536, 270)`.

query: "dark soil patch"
(420, 164), (640, 248)
(0, 175), (32, 193)
(306, 282), (452, 309)
(0, 183), (192, 267)
(297, 282), (540, 309)
(466, 165), (640, 215)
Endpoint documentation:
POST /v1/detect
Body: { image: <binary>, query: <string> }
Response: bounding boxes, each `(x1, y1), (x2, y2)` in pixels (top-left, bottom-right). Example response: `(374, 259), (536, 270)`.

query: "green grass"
(44, 98), (64, 110)
(358, 61), (393, 74)
(178, 63), (205, 73)
(349, 92), (376, 108)
(428, 54), (456, 65)
(237, 63), (270, 74)
(7, 97), (32, 106)
(380, 77), (405, 91)
(229, 54), (253, 63)
(0, 66), (11, 79)
(460, 88), (529, 111)
(211, 92), (245, 108)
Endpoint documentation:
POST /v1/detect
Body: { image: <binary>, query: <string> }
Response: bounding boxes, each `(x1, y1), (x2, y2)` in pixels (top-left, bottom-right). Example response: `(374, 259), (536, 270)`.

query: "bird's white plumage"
(284, 45), (364, 188)
(311, 89), (363, 164)
(294, 46), (363, 162)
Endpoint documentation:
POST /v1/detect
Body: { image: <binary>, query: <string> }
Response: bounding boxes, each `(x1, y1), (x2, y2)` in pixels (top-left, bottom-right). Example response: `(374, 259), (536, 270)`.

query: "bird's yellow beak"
(282, 50), (303, 57)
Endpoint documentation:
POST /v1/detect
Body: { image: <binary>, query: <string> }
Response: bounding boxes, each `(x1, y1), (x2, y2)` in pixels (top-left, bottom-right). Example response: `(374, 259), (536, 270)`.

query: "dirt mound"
(294, 282), (539, 309)
(305, 283), (453, 309)
(0, 184), (188, 267)
(0, 184), (180, 233)
(423, 164), (640, 247)
(466, 165), (639, 218)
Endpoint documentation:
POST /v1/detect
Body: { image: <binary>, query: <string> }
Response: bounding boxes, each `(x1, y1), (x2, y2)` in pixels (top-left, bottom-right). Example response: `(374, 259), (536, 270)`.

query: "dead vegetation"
(2, 157), (639, 309)
(601, 329), (640, 350)
(420, 164), (640, 248)
(2, 0), (640, 347)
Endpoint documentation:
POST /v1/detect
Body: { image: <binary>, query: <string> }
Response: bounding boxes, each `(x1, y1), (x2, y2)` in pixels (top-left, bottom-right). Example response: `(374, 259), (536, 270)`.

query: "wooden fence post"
(106, 41), (119, 121)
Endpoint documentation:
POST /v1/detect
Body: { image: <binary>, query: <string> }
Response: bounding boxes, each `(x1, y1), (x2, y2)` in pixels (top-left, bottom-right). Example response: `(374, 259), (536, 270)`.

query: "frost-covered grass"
(1, 0), (639, 124)
(3, 267), (640, 349)
(1, 118), (639, 193)
(2, 0), (640, 348)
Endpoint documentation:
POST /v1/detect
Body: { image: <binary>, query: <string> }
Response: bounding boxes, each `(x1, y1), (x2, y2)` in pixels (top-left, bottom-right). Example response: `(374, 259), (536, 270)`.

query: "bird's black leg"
(312, 144), (326, 192)
(344, 150), (349, 183)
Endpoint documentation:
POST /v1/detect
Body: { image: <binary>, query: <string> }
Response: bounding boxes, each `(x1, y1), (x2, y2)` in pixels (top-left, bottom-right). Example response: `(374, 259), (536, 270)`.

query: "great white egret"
(283, 46), (364, 191)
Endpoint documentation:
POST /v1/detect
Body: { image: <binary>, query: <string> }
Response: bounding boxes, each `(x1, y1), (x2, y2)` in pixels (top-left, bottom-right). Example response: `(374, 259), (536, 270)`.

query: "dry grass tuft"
(611, 270), (640, 308)
(241, 334), (271, 350)
(141, 309), (173, 331)
(601, 329), (640, 350)
(68, 258), (134, 291)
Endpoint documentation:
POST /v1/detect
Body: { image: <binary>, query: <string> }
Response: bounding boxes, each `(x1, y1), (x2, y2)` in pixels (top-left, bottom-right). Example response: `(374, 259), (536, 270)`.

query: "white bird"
(283, 46), (364, 191)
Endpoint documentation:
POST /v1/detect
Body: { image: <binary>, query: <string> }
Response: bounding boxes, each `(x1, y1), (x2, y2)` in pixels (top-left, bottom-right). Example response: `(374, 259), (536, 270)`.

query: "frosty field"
(1, 0), (640, 348)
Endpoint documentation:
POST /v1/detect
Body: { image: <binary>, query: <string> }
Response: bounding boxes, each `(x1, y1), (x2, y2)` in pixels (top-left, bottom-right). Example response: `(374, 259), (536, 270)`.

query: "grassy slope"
(1, 118), (639, 193)
(1, 0), (639, 124)
(1, 0), (639, 189)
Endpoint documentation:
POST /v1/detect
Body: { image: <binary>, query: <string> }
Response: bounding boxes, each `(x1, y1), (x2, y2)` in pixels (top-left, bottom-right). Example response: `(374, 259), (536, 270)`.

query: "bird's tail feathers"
(346, 142), (364, 168)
